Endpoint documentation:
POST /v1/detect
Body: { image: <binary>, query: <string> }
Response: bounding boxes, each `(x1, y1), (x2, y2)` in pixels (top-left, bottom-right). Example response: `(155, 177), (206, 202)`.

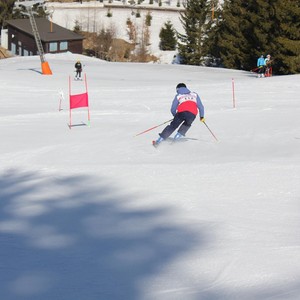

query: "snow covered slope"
(0, 53), (300, 300)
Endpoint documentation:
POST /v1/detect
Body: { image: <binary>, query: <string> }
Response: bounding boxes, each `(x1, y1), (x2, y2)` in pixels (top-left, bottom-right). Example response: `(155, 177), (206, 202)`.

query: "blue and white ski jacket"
(170, 87), (204, 117)
(257, 57), (265, 67)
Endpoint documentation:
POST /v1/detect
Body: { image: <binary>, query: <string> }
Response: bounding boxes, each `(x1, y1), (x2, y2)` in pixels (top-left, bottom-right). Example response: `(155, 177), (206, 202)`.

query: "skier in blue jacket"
(153, 83), (205, 147)
(257, 55), (265, 78)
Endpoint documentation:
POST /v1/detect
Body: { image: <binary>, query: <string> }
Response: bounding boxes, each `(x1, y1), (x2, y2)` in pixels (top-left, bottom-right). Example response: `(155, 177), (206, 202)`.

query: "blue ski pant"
(159, 111), (196, 139)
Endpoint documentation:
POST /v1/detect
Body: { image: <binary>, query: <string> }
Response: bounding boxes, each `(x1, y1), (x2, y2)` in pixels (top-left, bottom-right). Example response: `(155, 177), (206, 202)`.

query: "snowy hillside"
(0, 52), (300, 300)
(47, 0), (185, 62)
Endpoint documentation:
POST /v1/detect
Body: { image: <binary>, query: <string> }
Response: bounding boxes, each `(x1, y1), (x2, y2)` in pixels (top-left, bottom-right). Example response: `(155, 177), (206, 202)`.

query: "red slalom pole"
(203, 121), (218, 142)
(135, 119), (173, 137)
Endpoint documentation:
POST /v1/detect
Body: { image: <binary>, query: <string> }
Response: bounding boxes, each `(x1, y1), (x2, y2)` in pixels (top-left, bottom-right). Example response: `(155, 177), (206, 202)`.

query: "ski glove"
(200, 117), (205, 122)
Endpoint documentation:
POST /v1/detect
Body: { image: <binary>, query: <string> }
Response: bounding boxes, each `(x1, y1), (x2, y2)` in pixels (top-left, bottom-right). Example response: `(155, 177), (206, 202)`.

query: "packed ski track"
(0, 52), (300, 300)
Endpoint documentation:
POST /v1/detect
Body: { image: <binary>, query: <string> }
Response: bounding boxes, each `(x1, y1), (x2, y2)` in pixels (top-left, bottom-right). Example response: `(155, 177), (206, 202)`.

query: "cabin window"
(11, 43), (16, 54)
(60, 41), (68, 51)
(49, 42), (58, 52)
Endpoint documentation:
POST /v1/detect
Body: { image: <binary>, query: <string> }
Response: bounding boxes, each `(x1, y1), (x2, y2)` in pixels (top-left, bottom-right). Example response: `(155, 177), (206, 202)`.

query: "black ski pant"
(159, 111), (196, 139)
(258, 66), (265, 74)
(76, 70), (82, 77)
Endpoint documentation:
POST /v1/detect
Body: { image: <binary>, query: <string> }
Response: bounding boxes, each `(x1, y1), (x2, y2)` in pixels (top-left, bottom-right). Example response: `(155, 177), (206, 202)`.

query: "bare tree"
(94, 25), (116, 60)
(134, 22), (150, 62)
(126, 18), (137, 44)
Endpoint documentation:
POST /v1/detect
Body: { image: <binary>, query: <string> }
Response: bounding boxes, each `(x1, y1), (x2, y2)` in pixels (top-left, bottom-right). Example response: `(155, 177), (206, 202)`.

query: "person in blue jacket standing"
(153, 83), (205, 147)
(257, 55), (266, 78)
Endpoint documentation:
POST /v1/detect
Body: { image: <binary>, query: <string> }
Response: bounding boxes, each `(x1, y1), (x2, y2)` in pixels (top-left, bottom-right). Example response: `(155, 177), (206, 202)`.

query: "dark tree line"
(0, 0), (48, 29)
(175, 0), (300, 74)
(0, 0), (16, 28)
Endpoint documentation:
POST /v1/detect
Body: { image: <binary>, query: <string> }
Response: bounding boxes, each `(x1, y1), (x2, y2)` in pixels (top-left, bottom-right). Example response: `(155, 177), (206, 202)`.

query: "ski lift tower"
(14, 0), (52, 75)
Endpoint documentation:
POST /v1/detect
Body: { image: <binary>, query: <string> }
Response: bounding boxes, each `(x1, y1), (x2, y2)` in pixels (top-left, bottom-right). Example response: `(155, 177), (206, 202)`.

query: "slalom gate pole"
(58, 90), (64, 111)
(232, 78), (236, 108)
(203, 121), (218, 142)
(69, 76), (72, 129)
(84, 73), (91, 126)
(135, 119), (173, 137)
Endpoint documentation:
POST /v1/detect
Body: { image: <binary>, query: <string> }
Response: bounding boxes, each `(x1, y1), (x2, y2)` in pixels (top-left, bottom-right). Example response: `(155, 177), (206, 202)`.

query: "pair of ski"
(152, 137), (197, 148)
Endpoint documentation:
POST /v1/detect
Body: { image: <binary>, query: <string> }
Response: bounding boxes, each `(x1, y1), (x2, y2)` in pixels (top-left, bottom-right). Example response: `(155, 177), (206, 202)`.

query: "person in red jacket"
(153, 83), (205, 147)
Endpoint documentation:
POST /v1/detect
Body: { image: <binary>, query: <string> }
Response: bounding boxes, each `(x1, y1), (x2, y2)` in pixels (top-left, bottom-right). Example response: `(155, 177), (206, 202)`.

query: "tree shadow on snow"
(0, 168), (201, 300)
(1, 169), (298, 300)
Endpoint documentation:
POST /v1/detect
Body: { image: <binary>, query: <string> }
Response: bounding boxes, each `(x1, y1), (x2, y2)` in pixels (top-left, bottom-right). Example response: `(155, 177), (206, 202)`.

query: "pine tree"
(202, 0), (223, 66)
(272, 0), (300, 74)
(73, 20), (81, 33)
(249, 0), (300, 74)
(209, 0), (300, 74)
(208, 0), (256, 70)
(159, 21), (177, 51)
(177, 0), (211, 65)
(0, 0), (15, 28)
(1, 1), (49, 28)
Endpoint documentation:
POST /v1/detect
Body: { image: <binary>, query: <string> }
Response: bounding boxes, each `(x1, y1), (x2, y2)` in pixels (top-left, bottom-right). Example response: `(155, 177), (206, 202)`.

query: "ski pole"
(135, 119), (173, 137)
(203, 121), (218, 141)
